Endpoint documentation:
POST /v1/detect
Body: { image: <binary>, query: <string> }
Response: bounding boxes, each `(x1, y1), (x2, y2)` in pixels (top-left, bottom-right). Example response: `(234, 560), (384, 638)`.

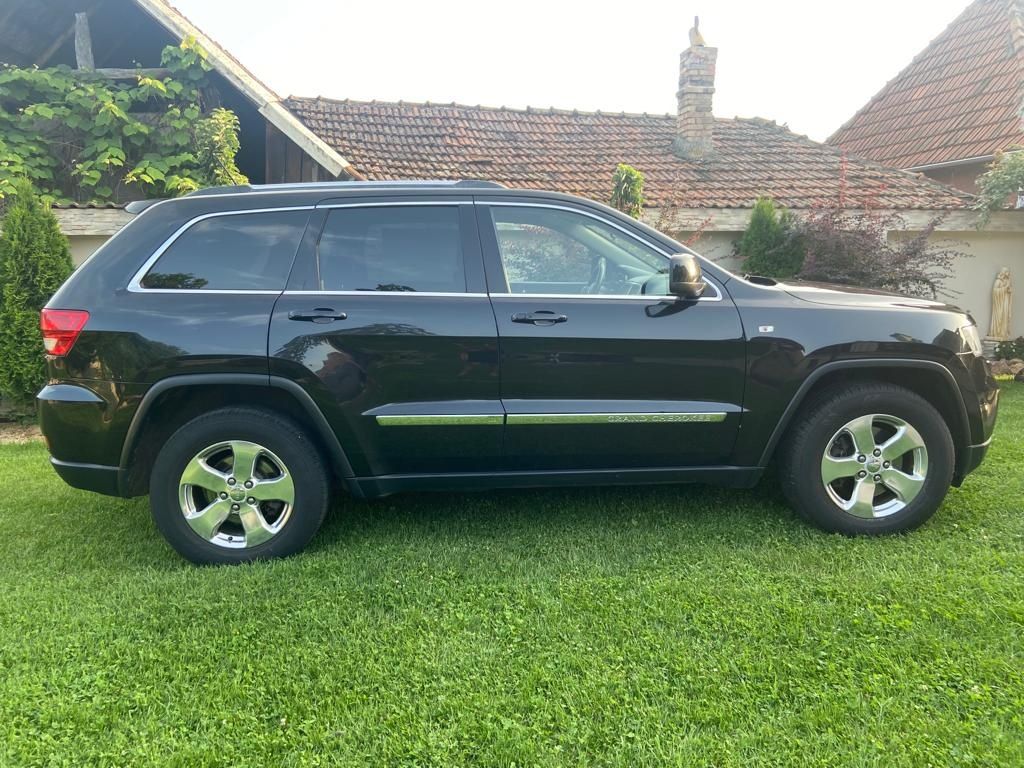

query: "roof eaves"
(131, 0), (363, 179)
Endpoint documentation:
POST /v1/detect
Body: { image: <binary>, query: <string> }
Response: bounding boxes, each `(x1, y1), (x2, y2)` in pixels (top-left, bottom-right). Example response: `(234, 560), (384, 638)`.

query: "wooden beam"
(92, 67), (172, 79)
(34, 2), (103, 67)
(74, 12), (95, 69)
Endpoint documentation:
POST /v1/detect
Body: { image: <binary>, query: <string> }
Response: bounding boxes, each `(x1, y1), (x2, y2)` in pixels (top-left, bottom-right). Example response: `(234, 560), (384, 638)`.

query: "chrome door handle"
(511, 310), (568, 326)
(287, 308), (348, 323)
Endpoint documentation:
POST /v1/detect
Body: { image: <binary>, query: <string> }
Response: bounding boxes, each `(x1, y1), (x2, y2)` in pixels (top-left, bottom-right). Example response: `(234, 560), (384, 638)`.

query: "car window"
(141, 210), (308, 290)
(488, 206), (668, 296)
(316, 206), (465, 293)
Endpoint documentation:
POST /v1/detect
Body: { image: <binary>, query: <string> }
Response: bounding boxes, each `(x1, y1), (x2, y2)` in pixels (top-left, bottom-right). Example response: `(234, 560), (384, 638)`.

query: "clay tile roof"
(829, 0), (1024, 168)
(284, 97), (976, 210)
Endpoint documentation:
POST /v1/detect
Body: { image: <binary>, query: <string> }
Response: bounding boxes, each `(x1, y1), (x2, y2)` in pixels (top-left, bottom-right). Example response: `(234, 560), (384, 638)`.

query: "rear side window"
(141, 210), (309, 290)
(316, 206), (465, 293)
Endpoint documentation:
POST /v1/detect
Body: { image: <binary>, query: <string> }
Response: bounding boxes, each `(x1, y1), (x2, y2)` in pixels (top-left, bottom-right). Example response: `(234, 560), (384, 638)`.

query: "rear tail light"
(40, 309), (89, 356)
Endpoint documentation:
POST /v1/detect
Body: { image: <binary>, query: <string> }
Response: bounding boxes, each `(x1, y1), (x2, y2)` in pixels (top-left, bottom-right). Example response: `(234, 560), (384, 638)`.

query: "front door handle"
(287, 308), (348, 323)
(511, 310), (568, 326)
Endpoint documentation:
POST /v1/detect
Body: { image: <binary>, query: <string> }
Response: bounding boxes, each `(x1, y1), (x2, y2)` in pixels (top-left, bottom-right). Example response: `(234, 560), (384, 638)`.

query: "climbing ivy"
(975, 146), (1024, 223)
(0, 37), (247, 204)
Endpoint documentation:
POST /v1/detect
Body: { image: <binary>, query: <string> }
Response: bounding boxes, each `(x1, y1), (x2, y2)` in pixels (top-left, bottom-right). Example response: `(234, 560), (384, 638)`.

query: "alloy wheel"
(820, 414), (929, 519)
(178, 440), (295, 549)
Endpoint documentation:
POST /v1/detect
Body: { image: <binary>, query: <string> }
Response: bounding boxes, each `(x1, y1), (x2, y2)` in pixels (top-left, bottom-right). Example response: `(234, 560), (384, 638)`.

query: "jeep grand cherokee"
(37, 181), (999, 563)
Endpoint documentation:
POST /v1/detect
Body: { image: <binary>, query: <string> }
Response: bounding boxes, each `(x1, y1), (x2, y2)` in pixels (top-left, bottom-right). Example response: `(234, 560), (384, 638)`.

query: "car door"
(476, 198), (746, 471)
(269, 197), (502, 478)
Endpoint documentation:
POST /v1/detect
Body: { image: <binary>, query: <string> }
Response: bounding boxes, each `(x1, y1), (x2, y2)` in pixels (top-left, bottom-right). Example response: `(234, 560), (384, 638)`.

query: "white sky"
(171, 0), (968, 142)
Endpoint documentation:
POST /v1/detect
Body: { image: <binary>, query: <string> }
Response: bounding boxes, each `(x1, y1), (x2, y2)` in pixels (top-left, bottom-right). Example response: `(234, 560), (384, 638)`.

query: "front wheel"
(150, 408), (330, 564)
(779, 382), (955, 535)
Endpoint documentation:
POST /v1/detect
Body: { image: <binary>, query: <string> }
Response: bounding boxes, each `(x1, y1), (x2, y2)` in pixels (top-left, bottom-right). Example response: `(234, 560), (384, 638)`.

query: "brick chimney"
(673, 17), (717, 160)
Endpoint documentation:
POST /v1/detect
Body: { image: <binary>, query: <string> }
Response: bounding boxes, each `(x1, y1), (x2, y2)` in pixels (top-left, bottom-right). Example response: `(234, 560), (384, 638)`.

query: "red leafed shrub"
(793, 200), (965, 300)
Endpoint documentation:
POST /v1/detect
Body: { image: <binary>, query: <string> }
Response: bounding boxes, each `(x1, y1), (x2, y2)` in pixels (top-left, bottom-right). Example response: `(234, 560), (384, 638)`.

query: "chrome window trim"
(477, 200), (723, 302)
(315, 200), (473, 209)
(489, 292), (718, 302)
(284, 290), (489, 298)
(127, 206), (315, 293)
(126, 199), (724, 301)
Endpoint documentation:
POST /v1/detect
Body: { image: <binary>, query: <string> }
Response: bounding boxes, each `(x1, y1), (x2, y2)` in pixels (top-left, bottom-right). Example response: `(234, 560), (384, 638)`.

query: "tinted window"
(142, 210), (308, 290)
(489, 206), (667, 296)
(317, 206), (465, 293)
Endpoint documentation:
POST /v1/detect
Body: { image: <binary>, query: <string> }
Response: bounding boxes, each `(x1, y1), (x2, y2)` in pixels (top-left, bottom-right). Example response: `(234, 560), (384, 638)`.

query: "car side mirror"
(668, 253), (706, 299)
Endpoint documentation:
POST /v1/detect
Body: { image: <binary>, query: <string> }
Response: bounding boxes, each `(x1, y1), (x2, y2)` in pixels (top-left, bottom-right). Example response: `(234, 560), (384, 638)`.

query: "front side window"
(316, 206), (465, 293)
(141, 210), (309, 290)
(488, 206), (668, 296)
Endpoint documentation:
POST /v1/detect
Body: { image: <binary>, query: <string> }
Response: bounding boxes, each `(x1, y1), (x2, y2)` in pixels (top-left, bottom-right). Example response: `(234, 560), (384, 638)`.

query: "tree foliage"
(975, 147), (1024, 221)
(610, 164), (644, 219)
(0, 37), (247, 204)
(0, 179), (73, 403)
(735, 196), (804, 278)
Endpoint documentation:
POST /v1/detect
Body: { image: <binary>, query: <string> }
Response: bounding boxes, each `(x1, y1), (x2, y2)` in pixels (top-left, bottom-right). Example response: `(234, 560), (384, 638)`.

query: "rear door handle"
(511, 310), (568, 326)
(287, 308), (348, 323)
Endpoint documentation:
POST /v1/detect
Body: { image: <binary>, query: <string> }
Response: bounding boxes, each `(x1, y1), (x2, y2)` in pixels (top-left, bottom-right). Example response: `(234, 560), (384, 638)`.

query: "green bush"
(0, 179), (73, 404)
(610, 164), (644, 219)
(736, 196), (804, 278)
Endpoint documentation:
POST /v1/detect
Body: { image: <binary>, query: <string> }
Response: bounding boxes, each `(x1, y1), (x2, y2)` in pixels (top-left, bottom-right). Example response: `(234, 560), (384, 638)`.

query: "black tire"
(150, 407), (330, 564)
(778, 382), (954, 535)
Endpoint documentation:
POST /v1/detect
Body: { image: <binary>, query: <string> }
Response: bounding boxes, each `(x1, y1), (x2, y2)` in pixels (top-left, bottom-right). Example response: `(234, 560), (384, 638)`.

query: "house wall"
(69, 236), (111, 267)
(932, 230), (1022, 339)
(921, 161), (988, 194)
(265, 122), (330, 183)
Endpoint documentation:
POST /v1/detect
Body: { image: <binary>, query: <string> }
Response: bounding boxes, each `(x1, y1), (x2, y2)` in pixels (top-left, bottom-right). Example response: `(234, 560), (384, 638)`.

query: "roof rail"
(185, 179), (506, 197)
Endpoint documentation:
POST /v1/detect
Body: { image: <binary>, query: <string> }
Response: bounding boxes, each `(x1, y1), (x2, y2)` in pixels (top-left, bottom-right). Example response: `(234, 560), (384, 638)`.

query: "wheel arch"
(759, 359), (972, 482)
(118, 374), (359, 497)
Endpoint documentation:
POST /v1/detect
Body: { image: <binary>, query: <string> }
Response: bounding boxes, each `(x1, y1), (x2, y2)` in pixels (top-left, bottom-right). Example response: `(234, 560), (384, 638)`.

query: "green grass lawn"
(1, 387), (1022, 767)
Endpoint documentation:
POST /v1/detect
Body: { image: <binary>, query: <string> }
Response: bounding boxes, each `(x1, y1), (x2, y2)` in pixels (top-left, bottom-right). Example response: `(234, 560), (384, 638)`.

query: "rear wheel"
(150, 408), (330, 564)
(779, 382), (954, 534)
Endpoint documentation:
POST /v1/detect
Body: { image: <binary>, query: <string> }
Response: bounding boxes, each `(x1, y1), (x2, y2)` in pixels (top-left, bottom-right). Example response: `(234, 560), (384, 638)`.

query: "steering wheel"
(584, 256), (607, 294)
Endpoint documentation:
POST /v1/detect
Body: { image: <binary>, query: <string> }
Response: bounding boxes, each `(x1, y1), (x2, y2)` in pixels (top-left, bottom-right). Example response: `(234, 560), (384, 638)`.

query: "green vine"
(0, 36), (247, 204)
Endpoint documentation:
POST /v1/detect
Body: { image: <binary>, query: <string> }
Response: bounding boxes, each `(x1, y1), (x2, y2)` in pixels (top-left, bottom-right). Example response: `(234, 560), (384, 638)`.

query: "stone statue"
(988, 267), (1012, 340)
(689, 16), (706, 47)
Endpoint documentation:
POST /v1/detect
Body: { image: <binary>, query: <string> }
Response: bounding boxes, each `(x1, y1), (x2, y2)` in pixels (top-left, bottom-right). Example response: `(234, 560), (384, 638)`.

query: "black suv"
(38, 181), (999, 563)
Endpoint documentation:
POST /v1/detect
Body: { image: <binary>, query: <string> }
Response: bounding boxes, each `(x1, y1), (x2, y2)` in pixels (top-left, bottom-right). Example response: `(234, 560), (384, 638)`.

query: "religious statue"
(689, 17), (706, 46)
(988, 267), (1012, 341)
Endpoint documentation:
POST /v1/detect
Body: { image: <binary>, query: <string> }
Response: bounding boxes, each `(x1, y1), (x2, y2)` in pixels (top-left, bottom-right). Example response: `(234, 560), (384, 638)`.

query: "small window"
(141, 210), (308, 290)
(489, 206), (668, 296)
(316, 206), (465, 293)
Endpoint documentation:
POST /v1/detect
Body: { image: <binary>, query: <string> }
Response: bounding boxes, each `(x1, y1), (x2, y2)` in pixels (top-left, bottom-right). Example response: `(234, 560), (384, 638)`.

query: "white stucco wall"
(936, 231), (1022, 339)
(68, 236), (110, 267)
